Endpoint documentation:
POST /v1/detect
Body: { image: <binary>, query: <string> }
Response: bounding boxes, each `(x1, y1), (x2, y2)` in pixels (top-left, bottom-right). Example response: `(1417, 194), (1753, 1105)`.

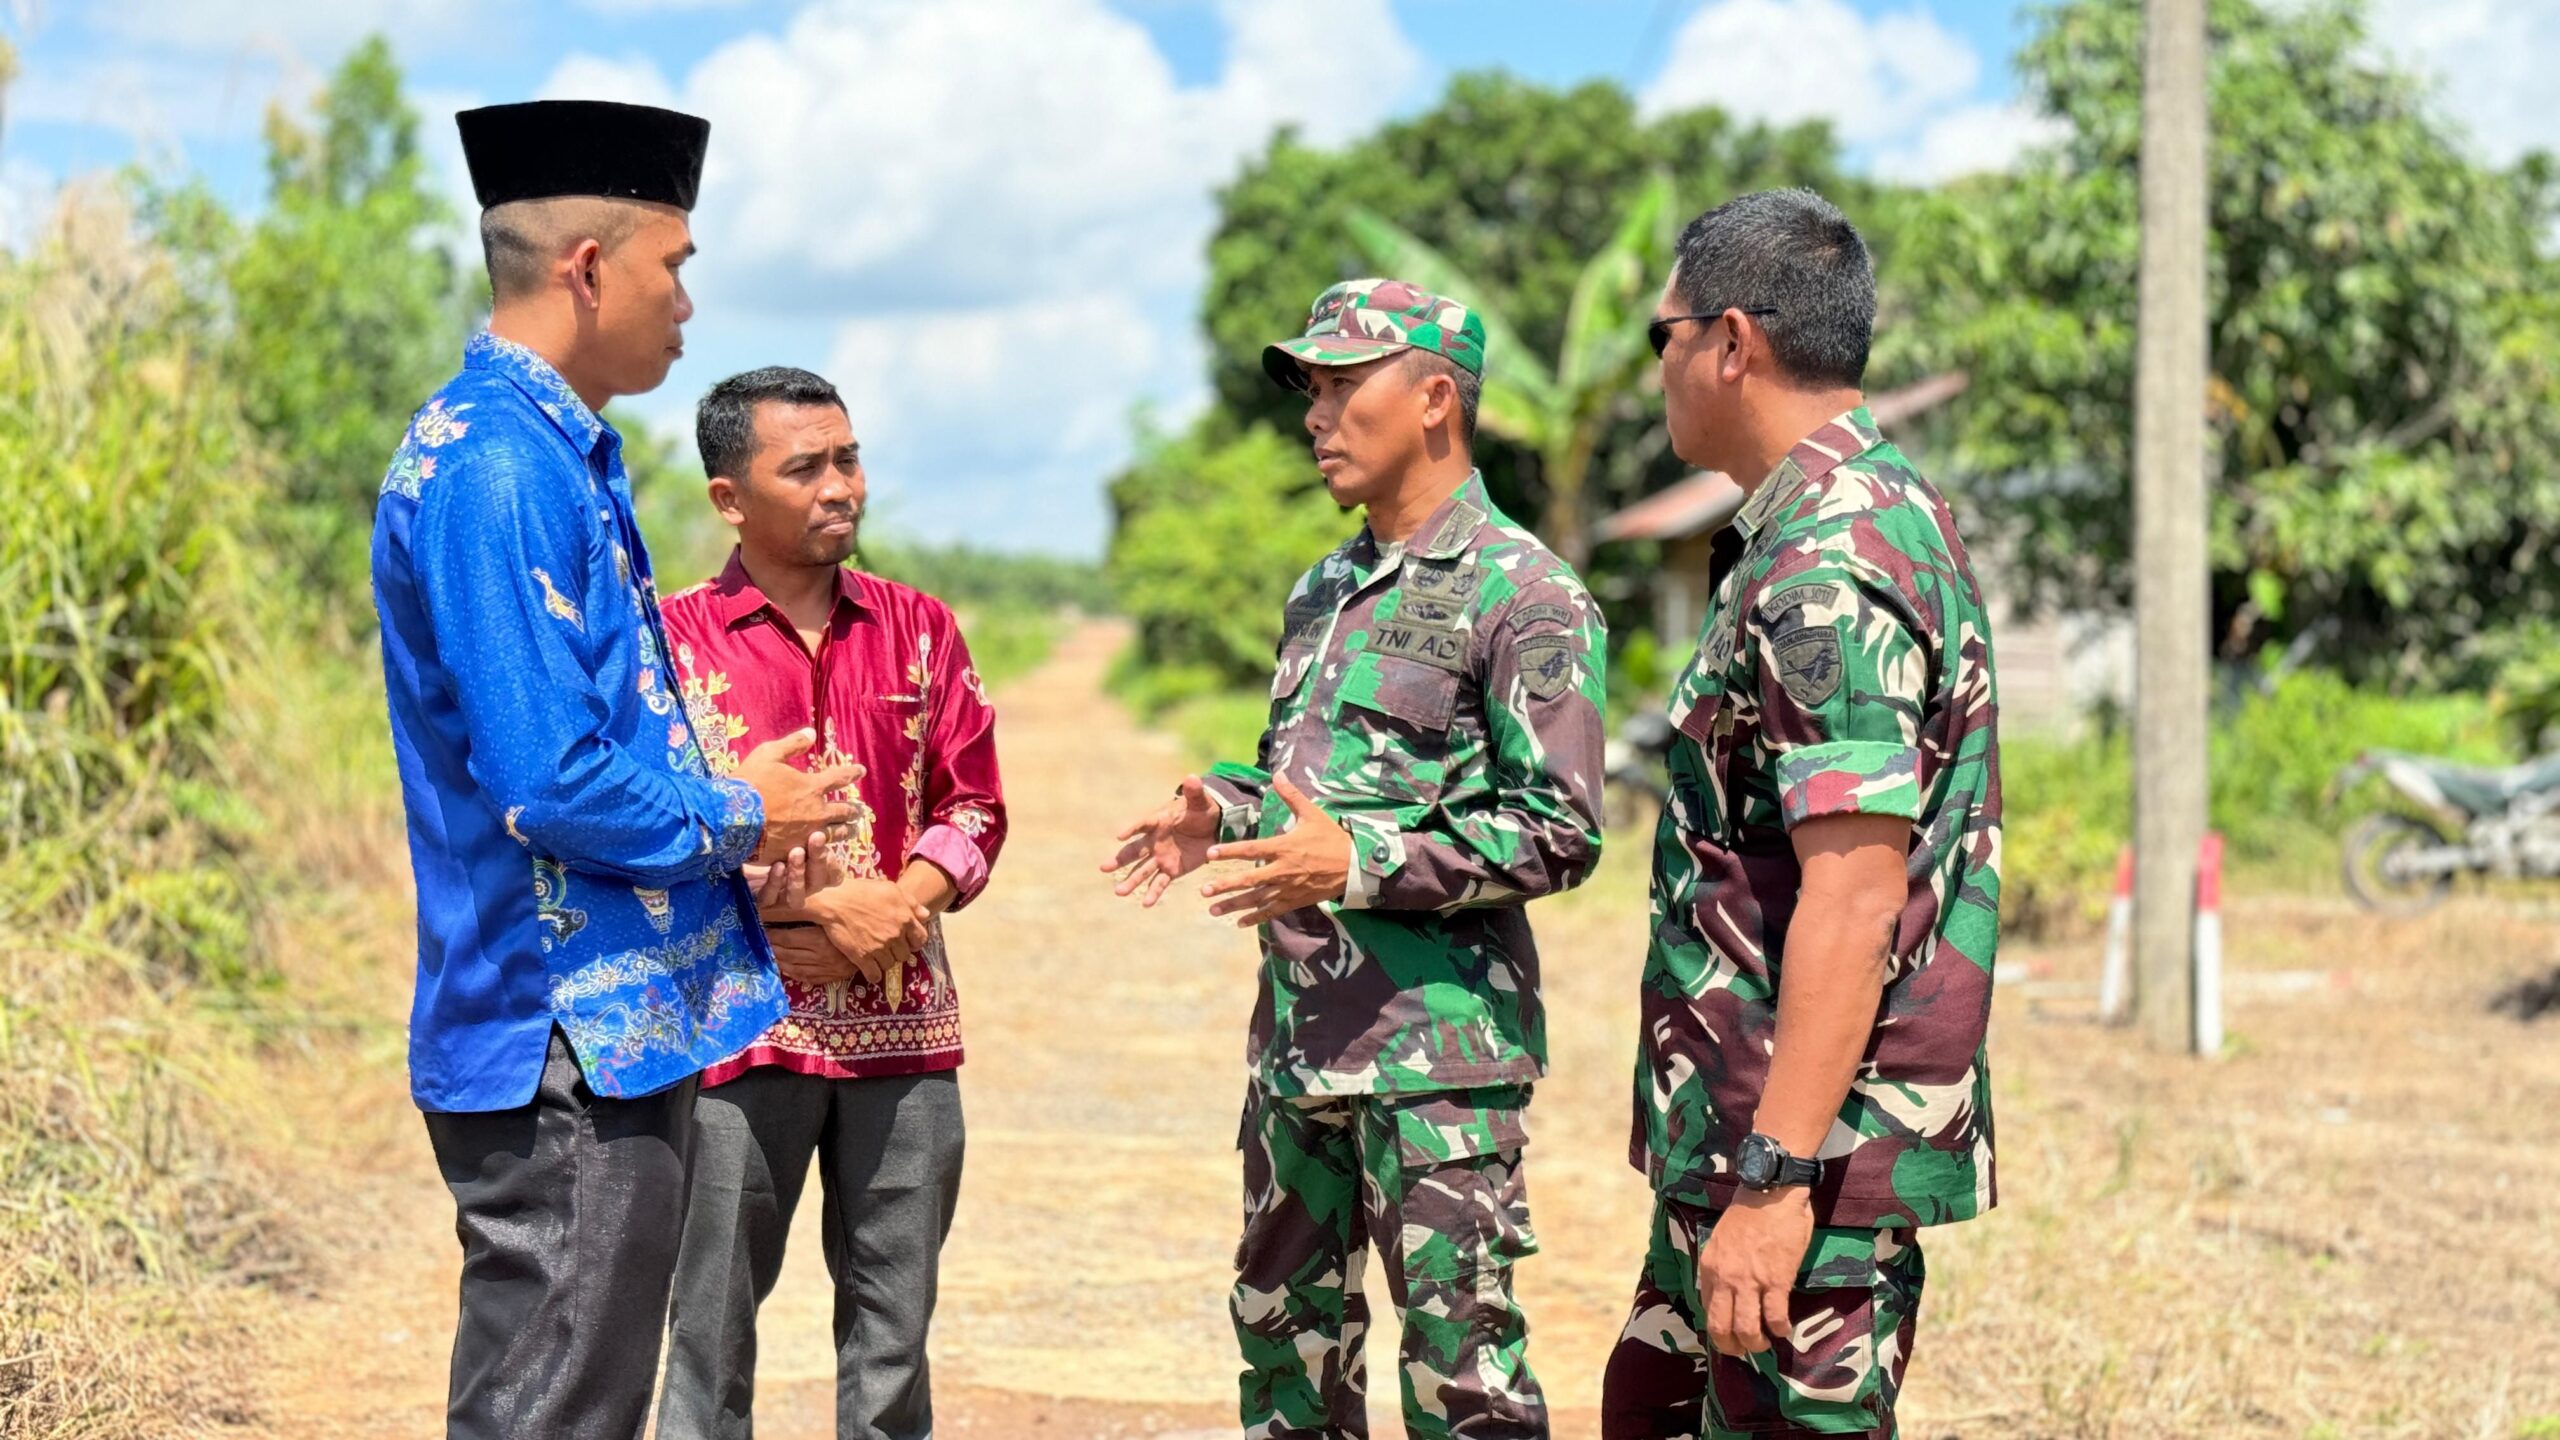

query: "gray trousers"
(656, 1067), (965, 1440)
(422, 1027), (698, 1440)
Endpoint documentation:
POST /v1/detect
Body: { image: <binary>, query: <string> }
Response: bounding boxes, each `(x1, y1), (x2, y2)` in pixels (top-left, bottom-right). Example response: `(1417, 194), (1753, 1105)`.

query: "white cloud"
(2363, 0), (2560, 165)
(1873, 100), (2069, 184)
(1640, 0), (1979, 142)
(532, 0), (1419, 552)
(1641, 0), (2063, 191)
(825, 294), (1186, 548)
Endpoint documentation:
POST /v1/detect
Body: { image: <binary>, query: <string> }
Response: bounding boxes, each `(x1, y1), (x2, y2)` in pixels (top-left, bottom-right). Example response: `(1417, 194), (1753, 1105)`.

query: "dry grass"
(1904, 893), (2560, 1438)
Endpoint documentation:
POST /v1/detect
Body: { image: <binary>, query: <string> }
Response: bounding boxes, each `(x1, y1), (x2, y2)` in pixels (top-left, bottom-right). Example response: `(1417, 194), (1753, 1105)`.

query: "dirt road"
(254, 621), (1647, 1438)
(248, 619), (2560, 1438)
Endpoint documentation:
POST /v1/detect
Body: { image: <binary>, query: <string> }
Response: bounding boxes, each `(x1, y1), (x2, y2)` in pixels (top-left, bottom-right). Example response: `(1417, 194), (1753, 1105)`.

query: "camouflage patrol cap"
(1262, 278), (1488, 393)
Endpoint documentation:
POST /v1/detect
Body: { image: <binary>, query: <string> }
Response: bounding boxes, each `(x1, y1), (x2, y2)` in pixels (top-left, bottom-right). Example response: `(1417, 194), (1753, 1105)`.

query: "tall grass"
(0, 185), (291, 1437)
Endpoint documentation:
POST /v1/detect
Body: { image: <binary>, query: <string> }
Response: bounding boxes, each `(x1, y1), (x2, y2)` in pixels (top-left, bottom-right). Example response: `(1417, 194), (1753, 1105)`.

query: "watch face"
(1736, 1134), (1777, 1187)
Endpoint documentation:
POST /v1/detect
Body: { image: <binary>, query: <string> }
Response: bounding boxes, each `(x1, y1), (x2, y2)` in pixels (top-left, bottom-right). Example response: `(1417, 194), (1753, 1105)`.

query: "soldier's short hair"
(1399, 348), (1480, 445)
(695, 366), (847, 481)
(1670, 188), (1873, 390)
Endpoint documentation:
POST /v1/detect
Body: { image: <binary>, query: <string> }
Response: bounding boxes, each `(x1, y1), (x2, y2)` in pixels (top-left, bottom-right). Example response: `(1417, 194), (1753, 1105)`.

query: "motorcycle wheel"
(2340, 813), (2454, 915)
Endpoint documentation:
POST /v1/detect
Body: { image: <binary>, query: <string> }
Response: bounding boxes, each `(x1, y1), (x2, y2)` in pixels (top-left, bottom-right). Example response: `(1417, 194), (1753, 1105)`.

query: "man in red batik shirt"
(654, 366), (1006, 1440)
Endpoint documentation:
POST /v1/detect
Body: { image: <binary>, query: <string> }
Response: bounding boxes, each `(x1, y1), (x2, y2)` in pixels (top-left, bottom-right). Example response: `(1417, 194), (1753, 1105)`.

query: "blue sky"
(4, 0), (2544, 556)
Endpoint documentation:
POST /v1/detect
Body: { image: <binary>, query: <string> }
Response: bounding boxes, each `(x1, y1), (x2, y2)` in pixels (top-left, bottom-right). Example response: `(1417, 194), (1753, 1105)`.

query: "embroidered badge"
(1397, 594), (1468, 630)
(1517, 635), (1577, 700)
(1404, 558), (1483, 605)
(1772, 624), (1844, 707)
(1369, 621), (1468, 673)
(1757, 580), (1839, 622)
(1428, 502), (1486, 554)
(1706, 615), (1739, 671)
(1509, 602), (1574, 631)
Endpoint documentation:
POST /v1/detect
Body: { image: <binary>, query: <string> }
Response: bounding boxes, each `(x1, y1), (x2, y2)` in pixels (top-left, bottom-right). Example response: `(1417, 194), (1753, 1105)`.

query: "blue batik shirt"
(372, 332), (786, 1112)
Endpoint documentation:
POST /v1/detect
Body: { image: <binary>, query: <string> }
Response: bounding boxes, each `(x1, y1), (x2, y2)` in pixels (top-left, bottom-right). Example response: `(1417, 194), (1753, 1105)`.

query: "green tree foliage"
(1883, 0), (2560, 680)
(1105, 419), (1355, 702)
(1203, 73), (1854, 539)
(1344, 173), (1676, 564)
(227, 37), (467, 593)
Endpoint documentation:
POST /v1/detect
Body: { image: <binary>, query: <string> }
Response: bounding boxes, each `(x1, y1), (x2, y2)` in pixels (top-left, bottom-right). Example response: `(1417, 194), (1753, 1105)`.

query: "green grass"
(2003, 666), (2508, 930)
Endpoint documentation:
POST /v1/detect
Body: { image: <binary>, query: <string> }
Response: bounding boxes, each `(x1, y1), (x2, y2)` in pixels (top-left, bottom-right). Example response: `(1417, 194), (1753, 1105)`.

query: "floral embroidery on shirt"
(412, 397), (473, 448)
(950, 805), (993, 839)
(503, 806), (528, 846)
(382, 445), (434, 500)
(675, 648), (752, 773)
(816, 723), (881, 879)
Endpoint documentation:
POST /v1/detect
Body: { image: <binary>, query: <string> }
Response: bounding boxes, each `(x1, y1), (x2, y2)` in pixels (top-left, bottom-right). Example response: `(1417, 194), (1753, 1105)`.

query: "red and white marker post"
(2192, 830), (2225, 1057)
(2098, 846), (2136, 1025)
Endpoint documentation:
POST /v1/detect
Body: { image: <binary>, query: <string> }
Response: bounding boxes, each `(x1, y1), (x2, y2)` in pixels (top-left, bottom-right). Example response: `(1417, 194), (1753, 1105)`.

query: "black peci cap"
(456, 100), (710, 211)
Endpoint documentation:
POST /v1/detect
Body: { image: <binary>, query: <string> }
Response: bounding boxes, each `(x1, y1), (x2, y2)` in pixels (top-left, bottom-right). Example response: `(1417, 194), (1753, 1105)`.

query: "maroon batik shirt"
(661, 551), (1007, 1085)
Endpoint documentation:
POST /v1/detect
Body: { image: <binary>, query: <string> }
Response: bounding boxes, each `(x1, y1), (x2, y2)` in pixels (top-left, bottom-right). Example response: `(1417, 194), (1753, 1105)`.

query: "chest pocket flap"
(1339, 649), (1459, 732)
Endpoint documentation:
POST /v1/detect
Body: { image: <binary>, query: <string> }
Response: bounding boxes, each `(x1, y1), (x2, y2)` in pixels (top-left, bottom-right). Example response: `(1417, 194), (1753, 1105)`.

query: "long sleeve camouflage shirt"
(1205, 475), (1608, 1098)
(1633, 407), (2002, 1230)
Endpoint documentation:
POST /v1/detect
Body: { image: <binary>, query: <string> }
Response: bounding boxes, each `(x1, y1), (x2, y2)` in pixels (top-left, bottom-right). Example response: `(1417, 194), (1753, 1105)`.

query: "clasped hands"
(1099, 774), (1351, 927)
(746, 828), (930, 988)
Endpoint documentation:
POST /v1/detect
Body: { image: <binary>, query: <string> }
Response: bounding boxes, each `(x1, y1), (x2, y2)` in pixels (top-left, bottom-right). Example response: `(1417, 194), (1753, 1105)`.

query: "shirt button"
(1371, 846), (1389, 862)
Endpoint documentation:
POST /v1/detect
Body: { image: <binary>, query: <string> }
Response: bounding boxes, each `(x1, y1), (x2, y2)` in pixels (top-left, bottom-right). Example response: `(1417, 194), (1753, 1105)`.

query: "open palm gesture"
(1101, 774), (1221, 906)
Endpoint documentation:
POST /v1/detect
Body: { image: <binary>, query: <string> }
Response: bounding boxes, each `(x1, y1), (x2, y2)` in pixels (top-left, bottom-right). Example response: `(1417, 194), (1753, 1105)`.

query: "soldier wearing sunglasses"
(1604, 188), (2004, 1440)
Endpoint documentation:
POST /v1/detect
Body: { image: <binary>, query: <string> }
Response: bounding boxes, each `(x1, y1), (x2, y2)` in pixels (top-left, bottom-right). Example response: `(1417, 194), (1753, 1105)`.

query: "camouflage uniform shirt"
(1632, 407), (2002, 1230)
(1206, 475), (1608, 1098)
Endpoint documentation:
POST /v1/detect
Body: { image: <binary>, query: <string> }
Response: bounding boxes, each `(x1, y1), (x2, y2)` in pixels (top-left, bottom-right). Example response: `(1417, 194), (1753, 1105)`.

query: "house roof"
(1592, 371), (1970, 544)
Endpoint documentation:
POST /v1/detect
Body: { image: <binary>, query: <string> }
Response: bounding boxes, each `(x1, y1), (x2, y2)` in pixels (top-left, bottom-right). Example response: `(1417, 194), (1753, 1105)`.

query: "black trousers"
(657, 1068), (965, 1440)
(423, 1027), (700, 1440)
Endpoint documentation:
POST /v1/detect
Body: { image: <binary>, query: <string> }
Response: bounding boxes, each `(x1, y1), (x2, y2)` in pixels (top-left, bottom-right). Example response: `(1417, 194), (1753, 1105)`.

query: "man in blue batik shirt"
(372, 99), (858, 1440)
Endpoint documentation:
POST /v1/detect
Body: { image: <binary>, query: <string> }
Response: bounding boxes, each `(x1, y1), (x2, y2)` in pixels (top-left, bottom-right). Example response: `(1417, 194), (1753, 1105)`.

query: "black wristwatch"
(1734, 1133), (1822, 1191)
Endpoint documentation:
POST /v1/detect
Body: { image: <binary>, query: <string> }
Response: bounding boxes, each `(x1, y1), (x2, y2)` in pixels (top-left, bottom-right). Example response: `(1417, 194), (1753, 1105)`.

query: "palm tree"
(1346, 172), (1676, 567)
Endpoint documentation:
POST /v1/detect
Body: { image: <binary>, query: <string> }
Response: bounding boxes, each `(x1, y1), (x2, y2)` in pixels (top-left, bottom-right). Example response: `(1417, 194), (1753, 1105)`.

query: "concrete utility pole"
(2132, 0), (2211, 1053)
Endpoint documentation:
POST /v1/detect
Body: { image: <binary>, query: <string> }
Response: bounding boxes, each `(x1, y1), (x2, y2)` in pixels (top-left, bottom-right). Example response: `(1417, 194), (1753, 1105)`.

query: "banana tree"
(1346, 171), (1676, 566)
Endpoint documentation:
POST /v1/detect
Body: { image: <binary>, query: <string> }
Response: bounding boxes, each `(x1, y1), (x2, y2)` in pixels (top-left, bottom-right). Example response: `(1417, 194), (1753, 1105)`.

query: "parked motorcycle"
(2332, 750), (2560, 913)
(1603, 710), (1677, 831)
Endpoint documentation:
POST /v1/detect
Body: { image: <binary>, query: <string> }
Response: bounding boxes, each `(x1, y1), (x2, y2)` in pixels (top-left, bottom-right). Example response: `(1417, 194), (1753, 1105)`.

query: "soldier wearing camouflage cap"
(1601, 190), (2001, 1440)
(1105, 278), (1608, 1439)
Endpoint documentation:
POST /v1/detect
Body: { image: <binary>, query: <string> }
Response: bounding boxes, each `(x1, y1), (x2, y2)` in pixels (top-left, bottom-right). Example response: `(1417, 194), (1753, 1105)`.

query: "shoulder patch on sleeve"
(1516, 635), (1578, 701)
(1508, 602), (1575, 632)
(1770, 624), (1843, 707)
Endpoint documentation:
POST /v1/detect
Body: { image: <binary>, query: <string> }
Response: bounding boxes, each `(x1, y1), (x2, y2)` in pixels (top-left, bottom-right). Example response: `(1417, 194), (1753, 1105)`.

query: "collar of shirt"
(1732, 404), (1884, 542)
(463, 331), (615, 462)
(702, 547), (868, 638)
(1366, 470), (1491, 566)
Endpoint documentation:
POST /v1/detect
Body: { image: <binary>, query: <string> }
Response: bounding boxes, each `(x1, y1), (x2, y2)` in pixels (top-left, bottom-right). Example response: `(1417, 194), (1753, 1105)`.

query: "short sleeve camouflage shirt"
(1632, 407), (2003, 1229)
(1206, 475), (1609, 1098)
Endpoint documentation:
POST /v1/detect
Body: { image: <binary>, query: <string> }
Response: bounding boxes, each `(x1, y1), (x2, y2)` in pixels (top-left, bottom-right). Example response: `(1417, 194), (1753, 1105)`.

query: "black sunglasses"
(1648, 306), (1779, 359)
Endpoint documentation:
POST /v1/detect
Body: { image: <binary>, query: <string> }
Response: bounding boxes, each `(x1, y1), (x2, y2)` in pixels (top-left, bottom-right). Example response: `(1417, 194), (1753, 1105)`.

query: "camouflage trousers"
(1600, 1194), (1924, 1439)
(1232, 1082), (1544, 1439)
